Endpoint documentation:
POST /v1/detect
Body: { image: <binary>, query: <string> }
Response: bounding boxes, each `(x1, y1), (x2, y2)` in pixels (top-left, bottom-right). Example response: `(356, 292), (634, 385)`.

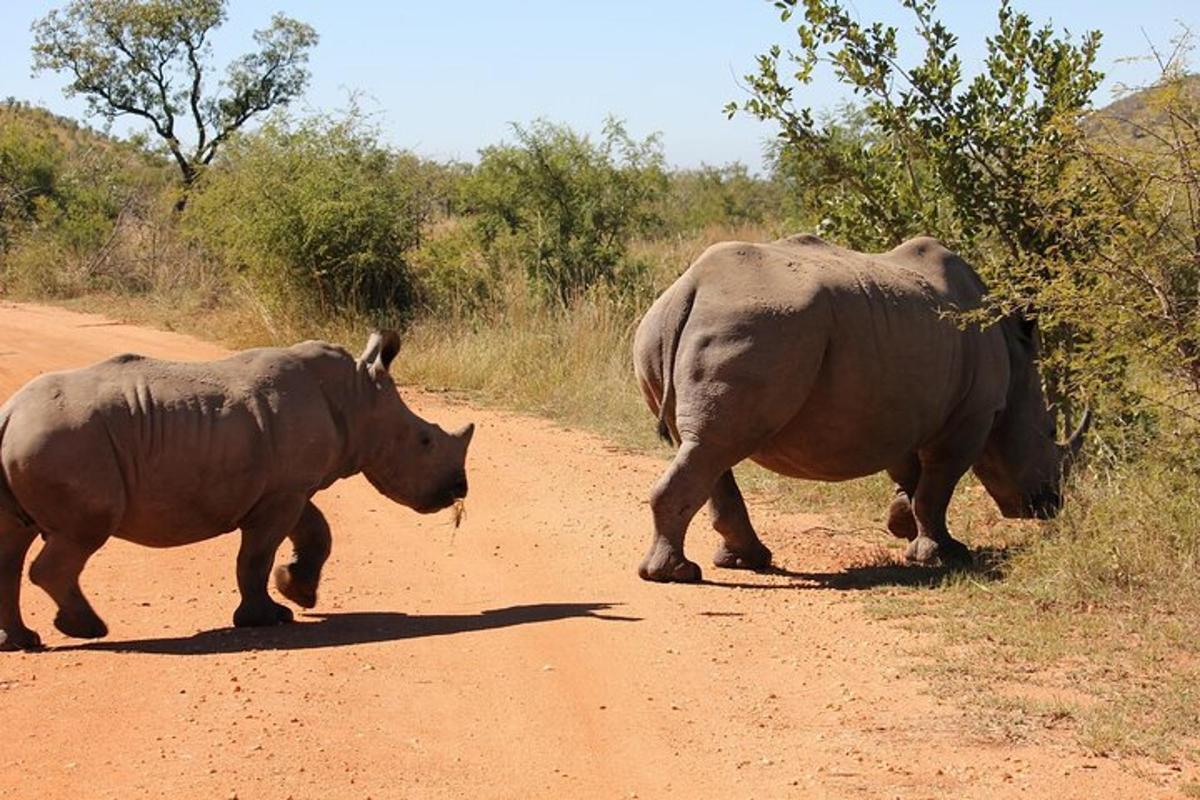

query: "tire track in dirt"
(0, 302), (1185, 799)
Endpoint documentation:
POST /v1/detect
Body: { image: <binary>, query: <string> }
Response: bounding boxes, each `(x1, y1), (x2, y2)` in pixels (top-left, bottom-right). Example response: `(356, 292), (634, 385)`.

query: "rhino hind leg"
(233, 496), (307, 628)
(29, 532), (109, 640)
(708, 471), (772, 570)
(273, 502), (331, 610)
(0, 522), (40, 651)
(639, 441), (734, 583)
(886, 494), (919, 541)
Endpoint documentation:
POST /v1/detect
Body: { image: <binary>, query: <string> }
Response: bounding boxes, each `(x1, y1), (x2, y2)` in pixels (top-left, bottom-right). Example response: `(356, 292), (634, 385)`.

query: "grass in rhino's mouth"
(451, 498), (466, 529)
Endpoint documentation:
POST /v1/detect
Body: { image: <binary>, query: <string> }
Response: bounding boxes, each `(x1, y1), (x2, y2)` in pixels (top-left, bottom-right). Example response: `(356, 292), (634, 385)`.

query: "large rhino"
(0, 331), (474, 650)
(633, 234), (1089, 582)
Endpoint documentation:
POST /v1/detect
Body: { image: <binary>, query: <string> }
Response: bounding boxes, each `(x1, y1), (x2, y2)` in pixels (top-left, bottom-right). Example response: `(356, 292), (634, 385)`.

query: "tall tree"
(32, 0), (317, 205)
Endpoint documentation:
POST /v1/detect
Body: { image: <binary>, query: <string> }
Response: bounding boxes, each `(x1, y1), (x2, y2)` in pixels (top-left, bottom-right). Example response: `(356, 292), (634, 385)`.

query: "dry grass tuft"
(879, 461), (1200, 763)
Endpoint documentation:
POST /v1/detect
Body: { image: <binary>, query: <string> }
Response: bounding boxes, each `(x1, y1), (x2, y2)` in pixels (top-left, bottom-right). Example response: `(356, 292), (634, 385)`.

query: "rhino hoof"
(0, 626), (43, 651)
(274, 564), (318, 609)
(53, 610), (107, 640)
(886, 496), (918, 540)
(904, 536), (940, 564)
(638, 555), (702, 583)
(937, 538), (973, 568)
(713, 541), (772, 571)
(233, 600), (294, 628)
(905, 536), (973, 568)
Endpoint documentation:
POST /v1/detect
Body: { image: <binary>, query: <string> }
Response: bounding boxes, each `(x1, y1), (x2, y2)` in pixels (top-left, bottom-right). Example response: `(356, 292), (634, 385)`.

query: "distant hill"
(0, 98), (161, 167)
(1087, 73), (1200, 140)
(0, 99), (171, 258)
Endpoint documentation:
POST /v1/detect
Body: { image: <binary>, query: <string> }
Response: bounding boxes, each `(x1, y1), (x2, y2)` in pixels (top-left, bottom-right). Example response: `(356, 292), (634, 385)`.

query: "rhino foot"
(274, 564), (318, 609)
(936, 537), (973, 567)
(0, 626), (43, 651)
(713, 540), (772, 571)
(53, 610), (107, 640)
(905, 536), (939, 564)
(233, 599), (295, 628)
(638, 544), (702, 583)
(886, 496), (918, 541)
(905, 536), (973, 568)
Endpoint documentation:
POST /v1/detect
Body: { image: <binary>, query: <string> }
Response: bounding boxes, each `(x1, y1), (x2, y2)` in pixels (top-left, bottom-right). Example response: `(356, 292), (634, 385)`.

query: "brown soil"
(0, 302), (1191, 799)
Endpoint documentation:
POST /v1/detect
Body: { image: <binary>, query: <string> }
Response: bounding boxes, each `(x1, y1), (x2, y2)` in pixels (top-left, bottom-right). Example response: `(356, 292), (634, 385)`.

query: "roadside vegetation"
(2, 0), (1198, 769)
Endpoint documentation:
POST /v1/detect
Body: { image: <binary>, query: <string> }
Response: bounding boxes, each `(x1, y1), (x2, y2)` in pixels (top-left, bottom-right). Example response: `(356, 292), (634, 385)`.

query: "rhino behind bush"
(633, 234), (1089, 582)
(0, 331), (474, 650)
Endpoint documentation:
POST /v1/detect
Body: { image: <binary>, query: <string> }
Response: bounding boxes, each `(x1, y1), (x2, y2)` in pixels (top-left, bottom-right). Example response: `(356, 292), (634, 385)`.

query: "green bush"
(0, 102), (157, 296)
(734, 0), (1109, 428)
(463, 118), (667, 305)
(660, 163), (784, 233)
(409, 216), (497, 317)
(184, 110), (432, 319)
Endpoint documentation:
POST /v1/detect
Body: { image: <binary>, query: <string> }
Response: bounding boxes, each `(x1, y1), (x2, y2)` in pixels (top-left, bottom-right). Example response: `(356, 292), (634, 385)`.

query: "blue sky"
(2, 1), (1197, 169)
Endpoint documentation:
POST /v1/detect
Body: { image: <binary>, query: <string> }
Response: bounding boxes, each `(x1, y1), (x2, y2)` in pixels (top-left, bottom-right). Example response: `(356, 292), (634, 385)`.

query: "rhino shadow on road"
(699, 547), (1010, 591)
(54, 602), (639, 656)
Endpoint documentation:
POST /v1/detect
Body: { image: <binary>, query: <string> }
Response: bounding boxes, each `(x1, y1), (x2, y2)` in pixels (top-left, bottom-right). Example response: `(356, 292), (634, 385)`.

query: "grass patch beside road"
(865, 462), (1200, 765)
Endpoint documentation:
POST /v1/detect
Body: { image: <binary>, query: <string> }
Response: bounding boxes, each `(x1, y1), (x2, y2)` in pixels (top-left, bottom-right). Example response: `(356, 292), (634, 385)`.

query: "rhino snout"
(411, 473), (468, 514)
(439, 472), (469, 506)
(1017, 486), (1062, 520)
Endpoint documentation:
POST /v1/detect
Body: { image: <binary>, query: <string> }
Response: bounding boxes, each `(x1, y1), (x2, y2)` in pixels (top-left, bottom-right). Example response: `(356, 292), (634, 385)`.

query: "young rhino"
(0, 331), (474, 650)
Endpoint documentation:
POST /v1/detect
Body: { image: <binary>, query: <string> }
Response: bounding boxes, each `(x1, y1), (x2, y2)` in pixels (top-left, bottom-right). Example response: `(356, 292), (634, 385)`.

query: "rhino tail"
(656, 280), (696, 446)
(0, 410), (32, 528)
(655, 416), (673, 444)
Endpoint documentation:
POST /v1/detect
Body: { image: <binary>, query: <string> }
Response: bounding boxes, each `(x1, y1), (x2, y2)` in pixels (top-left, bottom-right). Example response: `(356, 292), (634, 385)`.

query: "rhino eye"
(419, 433), (432, 448)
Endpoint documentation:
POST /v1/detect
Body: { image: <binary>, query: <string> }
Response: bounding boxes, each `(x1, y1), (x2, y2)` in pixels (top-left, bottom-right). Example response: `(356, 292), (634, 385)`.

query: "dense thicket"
(183, 112), (435, 318)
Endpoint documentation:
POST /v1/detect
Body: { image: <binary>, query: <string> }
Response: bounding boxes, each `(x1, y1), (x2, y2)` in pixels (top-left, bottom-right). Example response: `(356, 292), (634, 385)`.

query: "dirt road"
(0, 303), (1185, 799)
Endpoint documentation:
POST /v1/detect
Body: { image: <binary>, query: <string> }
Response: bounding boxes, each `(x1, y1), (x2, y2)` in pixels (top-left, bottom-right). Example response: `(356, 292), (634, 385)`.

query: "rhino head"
(355, 331), (475, 513)
(972, 317), (1091, 520)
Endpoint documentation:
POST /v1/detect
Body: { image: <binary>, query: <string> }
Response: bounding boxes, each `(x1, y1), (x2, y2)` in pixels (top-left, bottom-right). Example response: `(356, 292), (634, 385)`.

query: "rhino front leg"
(709, 471), (772, 571)
(29, 533), (109, 640)
(0, 523), (40, 651)
(905, 463), (973, 567)
(233, 496), (307, 628)
(639, 441), (729, 583)
(273, 501), (331, 610)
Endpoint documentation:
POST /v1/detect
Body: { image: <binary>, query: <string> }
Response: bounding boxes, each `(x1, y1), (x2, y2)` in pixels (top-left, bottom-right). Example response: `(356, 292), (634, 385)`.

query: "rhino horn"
(456, 423), (476, 445)
(1062, 406), (1093, 462)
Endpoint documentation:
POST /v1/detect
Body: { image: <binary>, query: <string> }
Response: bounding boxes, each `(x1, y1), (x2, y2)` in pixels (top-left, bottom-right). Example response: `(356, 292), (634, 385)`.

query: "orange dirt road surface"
(0, 302), (1188, 799)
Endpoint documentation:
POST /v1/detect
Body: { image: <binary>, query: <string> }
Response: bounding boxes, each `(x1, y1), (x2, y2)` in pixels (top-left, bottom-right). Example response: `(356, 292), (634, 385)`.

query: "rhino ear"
(359, 330), (401, 377)
(376, 329), (401, 372)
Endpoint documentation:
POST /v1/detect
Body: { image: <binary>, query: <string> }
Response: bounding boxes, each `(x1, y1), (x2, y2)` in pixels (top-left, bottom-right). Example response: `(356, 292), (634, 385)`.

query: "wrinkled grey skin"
(633, 235), (1089, 583)
(0, 331), (474, 650)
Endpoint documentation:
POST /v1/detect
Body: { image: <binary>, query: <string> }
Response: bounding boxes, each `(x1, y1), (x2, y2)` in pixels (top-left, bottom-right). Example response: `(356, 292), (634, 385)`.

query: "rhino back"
(673, 236), (1011, 478)
(0, 345), (356, 545)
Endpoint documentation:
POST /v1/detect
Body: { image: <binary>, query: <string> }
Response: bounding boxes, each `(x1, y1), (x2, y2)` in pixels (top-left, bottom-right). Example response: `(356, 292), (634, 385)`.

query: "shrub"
(659, 162), (784, 233)
(1080, 49), (1200, 444)
(0, 102), (159, 296)
(732, 0), (1110, 428)
(463, 118), (667, 305)
(184, 109), (433, 319)
(409, 216), (497, 317)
